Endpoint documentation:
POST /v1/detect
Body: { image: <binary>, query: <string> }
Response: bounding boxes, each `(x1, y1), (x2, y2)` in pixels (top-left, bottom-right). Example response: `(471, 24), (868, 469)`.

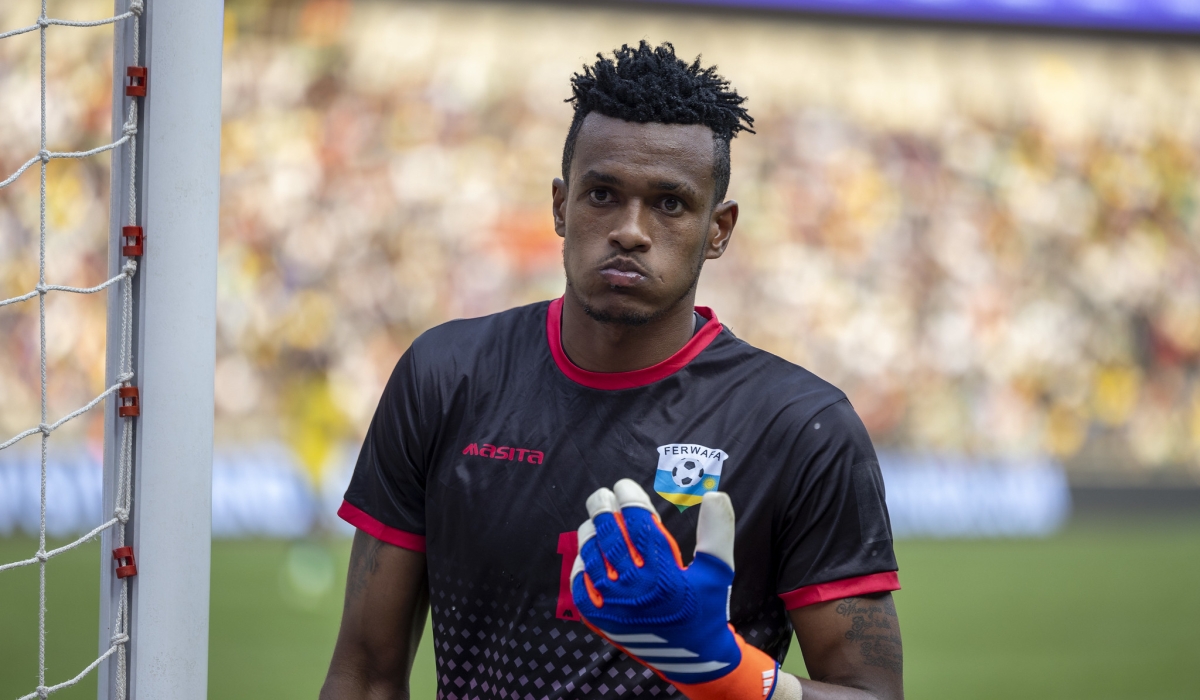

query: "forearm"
(322, 603), (422, 700)
(321, 530), (429, 700)
(666, 668), (892, 700)
(766, 671), (900, 700)
(787, 594), (903, 700)
(321, 617), (417, 700)
(792, 674), (892, 700)
(319, 667), (407, 700)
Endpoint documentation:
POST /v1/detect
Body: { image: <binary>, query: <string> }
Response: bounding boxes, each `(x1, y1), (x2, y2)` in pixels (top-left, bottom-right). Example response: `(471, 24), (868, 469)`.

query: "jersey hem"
(337, 500), (427, 553)
(546, 297), (724, 390)
(778, 571), (900, 609)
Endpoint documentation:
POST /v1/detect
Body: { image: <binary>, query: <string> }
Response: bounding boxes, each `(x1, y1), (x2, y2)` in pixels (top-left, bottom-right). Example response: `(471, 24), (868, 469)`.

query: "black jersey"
(340, 298), (899, 700)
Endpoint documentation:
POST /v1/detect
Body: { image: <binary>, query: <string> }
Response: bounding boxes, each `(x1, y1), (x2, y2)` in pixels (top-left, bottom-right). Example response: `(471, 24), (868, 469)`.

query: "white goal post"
(98, 1), (223, 699)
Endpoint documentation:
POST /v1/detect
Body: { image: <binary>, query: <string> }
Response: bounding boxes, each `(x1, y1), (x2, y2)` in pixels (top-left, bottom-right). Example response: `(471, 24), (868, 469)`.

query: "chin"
(574, 288), (661, 326)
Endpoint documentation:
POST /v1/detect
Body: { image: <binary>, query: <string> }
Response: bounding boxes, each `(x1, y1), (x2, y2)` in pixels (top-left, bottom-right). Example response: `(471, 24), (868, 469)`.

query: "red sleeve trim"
(779, 571), (900, 610)
(337, 500), (427, 553)
(546, 297), (723, 390)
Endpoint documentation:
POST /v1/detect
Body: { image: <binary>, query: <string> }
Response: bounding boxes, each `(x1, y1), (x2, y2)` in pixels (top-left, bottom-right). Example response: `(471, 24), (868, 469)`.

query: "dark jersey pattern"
(341, 298), (899, 700)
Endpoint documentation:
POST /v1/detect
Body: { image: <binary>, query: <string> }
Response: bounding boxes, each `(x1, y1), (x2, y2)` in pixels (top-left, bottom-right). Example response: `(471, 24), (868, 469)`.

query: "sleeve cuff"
(778, 570), (900, 610)
(337, 500), (427, 553)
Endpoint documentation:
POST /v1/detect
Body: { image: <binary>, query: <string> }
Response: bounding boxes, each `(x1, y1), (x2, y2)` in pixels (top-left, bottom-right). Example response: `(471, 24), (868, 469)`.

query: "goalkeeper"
(322, 41), (902, 700)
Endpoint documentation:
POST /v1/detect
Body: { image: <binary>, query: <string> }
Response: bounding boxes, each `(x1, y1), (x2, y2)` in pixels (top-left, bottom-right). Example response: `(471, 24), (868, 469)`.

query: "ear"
(552, 177), (568, 238)
(705, 199), (738, 260)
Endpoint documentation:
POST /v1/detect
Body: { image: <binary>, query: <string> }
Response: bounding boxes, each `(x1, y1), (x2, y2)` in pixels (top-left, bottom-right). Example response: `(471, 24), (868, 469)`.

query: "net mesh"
(0, 1), (144, 697)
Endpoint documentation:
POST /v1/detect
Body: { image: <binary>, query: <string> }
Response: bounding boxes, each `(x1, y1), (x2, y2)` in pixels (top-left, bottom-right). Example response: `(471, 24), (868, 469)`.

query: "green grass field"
(2, 516), (1198, 699)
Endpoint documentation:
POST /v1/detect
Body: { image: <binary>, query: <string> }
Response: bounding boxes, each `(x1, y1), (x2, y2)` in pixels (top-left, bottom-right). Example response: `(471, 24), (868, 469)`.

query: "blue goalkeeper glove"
(570, 479), (781, 700)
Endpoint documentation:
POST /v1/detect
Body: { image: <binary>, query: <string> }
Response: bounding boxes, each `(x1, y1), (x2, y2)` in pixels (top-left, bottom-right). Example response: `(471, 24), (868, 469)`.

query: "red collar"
(546, 297), (723, 390)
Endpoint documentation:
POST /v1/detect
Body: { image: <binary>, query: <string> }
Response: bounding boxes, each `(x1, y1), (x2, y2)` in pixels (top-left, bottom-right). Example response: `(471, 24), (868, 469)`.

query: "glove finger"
(613, 478), (684, 570)
(572, 570), (604, 614)
(621, 505), (684, 570)
(569, 519), (595, 593)
(585, 486), (636, 578)
(613, 478), (655, 512)
(586, 487), (619, 518)
(579, 528), (616, 587)
(592, 511), (636, 577)
(694, 490), (735, 571)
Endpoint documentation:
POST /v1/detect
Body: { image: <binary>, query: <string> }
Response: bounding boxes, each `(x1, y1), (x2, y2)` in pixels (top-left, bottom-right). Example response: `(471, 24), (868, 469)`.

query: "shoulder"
(407, 300), (549, 369)
(702, 328), (849, 429)
(381, 301), (550, 410)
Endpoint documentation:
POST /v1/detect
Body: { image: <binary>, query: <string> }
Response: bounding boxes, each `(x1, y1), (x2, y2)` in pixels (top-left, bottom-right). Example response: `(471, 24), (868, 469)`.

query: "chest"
(441, 376), (751, 506)
(422, 374), (781, 579)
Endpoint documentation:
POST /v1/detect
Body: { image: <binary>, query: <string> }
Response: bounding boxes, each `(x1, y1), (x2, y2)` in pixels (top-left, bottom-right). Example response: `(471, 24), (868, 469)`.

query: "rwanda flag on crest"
(654, 443), (729, 512)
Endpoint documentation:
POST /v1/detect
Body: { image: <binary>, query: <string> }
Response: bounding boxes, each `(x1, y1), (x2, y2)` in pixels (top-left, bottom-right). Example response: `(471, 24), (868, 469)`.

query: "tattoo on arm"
(346, 531), (384, 602)
(835, 596), (903, 675)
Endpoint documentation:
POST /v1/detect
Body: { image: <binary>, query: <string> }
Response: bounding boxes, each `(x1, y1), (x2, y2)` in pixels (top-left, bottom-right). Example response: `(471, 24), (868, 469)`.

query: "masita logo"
(462, 442), (544, 465)
(654, 443), (728, 511)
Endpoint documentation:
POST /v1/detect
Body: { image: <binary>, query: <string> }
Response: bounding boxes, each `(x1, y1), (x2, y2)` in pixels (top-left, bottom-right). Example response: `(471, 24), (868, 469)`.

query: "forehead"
(571, 112), (715, 188)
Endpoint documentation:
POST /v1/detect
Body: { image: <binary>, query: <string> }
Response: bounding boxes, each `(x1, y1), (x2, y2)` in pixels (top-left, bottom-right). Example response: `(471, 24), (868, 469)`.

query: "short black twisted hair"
(562, 41), (754, 203)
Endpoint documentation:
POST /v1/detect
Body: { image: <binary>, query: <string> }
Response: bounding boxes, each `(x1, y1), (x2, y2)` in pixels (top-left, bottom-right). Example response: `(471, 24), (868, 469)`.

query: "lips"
(598, 257), (649, 288)
(600, 269), (645, 286)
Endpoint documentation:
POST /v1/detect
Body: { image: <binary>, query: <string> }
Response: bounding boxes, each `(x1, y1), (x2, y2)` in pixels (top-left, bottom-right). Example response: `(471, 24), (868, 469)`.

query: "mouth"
(597, 257), (649, 288)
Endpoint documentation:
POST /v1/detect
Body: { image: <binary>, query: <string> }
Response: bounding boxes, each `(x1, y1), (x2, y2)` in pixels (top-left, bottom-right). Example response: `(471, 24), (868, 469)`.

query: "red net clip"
(122, 226), (143, 257)
(113, 546), (137, 578)
(118, 386), (140, 417)
(125, 66), (148, 97)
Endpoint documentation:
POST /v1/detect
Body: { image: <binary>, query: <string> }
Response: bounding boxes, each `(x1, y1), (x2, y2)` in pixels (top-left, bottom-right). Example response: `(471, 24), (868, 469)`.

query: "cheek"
(564, 201), (602, 239)
(655, 225), (707, 271)
(561, 220), (606, 276)
(564, 207), (615, 249)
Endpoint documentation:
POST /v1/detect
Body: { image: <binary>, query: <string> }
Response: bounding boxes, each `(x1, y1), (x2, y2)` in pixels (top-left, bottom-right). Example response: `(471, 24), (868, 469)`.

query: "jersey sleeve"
(775, 399), (899, 609)
(338, 346), (434, 552)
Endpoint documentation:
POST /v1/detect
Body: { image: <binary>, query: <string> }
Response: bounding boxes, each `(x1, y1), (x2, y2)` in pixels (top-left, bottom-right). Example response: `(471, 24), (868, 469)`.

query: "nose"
(607, 199), (652, 252)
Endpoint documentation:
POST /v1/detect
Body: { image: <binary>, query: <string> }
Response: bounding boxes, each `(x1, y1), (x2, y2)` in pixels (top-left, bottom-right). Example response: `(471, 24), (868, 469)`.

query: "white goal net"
(1, 2), (143, 698)
(1, 1), (222, 698)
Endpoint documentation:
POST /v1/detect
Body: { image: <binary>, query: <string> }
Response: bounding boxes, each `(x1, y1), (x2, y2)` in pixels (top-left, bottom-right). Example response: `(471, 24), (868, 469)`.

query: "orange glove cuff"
(670, 629), (779, 700)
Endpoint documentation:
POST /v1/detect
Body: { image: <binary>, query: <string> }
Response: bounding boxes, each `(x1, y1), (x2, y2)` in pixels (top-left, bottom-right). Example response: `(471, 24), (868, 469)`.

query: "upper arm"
(775, 399), (897, 602)
(771, 399), (903, 697)
(324, 346), (438, 698)
(321, 529), (430, 699)
(342, 348), (434, 538)
(789, 593), (903, 699)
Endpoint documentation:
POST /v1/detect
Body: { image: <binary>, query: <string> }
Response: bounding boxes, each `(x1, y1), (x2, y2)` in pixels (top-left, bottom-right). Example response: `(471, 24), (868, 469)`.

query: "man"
(322, 42), (902, 700)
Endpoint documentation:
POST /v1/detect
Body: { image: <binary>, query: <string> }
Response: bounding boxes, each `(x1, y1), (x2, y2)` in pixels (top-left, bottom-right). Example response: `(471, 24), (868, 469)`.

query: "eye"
(661, 196), (682, 213)
(589, 189), (611, 204)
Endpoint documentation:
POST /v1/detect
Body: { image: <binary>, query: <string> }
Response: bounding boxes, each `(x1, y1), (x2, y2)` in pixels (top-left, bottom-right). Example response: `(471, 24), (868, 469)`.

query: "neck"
(559, 292), (697, 373)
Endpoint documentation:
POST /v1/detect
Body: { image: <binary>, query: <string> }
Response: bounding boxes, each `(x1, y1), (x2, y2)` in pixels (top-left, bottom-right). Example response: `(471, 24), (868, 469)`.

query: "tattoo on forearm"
(346, 532), (383, 602)
(835, 596), (903, 675)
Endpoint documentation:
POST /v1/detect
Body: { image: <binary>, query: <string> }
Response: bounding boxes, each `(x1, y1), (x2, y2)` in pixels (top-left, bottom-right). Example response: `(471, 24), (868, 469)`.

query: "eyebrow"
(581, 170), (621, 185)
(581, 170), (701, 200)
(655, 180), (700, 200)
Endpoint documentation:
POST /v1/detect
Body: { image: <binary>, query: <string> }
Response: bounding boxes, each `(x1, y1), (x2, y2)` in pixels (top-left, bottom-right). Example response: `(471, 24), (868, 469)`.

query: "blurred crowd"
(2, 0), (1199, 485)
(0, 447), (1069, 539)
(0, 0), (114, 449)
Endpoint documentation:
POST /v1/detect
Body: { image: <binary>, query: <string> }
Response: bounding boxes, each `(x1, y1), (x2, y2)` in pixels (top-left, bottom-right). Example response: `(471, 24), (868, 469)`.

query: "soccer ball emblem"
(671, 459), (705, 487)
